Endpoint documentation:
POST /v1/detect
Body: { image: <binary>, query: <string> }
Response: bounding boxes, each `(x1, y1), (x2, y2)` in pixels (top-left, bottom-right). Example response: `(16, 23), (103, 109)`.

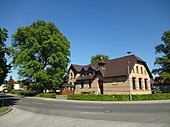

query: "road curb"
(0, 106), (13, 116)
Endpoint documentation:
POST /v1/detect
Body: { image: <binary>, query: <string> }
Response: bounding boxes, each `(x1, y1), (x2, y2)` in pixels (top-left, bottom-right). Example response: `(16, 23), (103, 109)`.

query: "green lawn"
(0, 106), (9, 113)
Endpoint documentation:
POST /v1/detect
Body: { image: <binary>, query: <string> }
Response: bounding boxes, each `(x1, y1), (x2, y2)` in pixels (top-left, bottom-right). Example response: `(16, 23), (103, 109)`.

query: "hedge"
(36, 93), (56, 98)
(68, 93), (170, 101)
(10, 90), (36, 96)
(68, 94), (129, 101)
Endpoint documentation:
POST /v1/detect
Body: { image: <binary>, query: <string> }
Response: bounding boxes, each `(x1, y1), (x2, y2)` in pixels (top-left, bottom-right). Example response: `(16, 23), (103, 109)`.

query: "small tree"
(152, 30), (170, 78)
(7, 76), (13, 91)
(91, 54), (109, 64)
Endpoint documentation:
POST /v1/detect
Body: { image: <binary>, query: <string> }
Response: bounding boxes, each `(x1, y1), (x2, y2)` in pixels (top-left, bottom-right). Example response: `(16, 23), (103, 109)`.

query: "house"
(68, 55), (153, 95)
(153, 77), (170, 93)
(12, 79), (20, 90)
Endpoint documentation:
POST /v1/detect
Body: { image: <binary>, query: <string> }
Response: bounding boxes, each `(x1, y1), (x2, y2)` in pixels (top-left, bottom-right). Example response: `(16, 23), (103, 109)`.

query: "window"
(136, 66), (139, 73)
(141, 67), (143, 74)
(70, 73), (73, 79)
(144, 79), (148, 90)
(132, 77), (136, 90)
(85, 72), (88, 76)
(89, 81), (92, 88)
(139, 78), (142, 89)
(132, 68), (135, 73)
(81, 81), (84, 89)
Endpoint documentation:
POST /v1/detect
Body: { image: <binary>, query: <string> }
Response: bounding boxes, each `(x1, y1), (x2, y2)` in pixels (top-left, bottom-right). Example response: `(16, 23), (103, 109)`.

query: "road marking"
(75, 106), (104, 109)
(31, 102), (43, 105)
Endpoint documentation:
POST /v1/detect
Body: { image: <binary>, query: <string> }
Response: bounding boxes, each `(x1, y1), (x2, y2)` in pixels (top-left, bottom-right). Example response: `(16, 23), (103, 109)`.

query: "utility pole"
(127, 52), (132, 101)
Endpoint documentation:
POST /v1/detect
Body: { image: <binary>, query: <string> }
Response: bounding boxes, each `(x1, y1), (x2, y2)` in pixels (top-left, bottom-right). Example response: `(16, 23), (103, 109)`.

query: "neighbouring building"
(12, 79), (20, 90)
(153, 77), (170, 93)
(68, 55), (153, 95)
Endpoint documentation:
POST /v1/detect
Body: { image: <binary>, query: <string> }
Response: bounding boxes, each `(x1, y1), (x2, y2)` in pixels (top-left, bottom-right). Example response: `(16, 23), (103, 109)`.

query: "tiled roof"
(71, 64), (83, 72)
(70, 55), (152, 79)
(77, 75), (95, 81)
(12, 79), (19, 84)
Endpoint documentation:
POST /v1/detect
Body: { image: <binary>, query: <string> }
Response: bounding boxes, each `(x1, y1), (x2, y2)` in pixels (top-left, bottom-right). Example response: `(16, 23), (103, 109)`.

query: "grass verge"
(0, 106), (9, 113)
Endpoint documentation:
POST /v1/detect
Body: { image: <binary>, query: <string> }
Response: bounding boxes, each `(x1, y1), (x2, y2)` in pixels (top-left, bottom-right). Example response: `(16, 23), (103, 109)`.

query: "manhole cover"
(103, 110), (112, 113)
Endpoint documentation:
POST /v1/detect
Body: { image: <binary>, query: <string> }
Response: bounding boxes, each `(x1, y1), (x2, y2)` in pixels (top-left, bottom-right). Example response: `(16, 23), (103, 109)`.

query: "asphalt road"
(1, 94), (170, 124)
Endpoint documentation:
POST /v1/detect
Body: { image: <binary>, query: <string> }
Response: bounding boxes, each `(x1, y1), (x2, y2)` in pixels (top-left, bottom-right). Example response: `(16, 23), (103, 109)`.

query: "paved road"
(1, 94), (170, 127)
(14, 96), (170, 124)
(0, 107), (168, 127)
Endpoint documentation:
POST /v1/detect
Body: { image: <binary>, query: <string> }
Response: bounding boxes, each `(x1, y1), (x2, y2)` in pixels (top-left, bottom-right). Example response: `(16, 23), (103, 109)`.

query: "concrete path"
(0, 107), (169, 127)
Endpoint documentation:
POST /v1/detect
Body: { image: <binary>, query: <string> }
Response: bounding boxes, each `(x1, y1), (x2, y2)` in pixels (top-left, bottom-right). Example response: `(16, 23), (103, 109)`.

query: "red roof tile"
(12, 79), (19, 84)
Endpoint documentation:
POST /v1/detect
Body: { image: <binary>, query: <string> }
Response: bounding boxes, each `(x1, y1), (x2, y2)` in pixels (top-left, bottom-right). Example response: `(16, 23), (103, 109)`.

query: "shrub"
(10, 90), (36, 96)
(132, 93), (170, 101)
(67, 94), (129, 101)
(21, 90), (36, 96)
(68, 93), (170, 101)
(10, 90), (22, 95)
(36, 93), (56, 98)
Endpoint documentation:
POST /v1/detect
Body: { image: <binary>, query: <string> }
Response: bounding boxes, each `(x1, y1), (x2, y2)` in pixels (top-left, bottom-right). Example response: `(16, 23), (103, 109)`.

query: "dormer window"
(85, 72), (89, 76)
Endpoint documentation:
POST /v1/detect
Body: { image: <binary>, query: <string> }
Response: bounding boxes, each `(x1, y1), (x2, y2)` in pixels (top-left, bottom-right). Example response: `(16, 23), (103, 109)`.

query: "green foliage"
(68, 93), (170, 101)
(10, 89), (36, 96)
(36, 93), (56, 98)
(91, 54), (109, 64)
(0, 28), (11, 85)
(10, 20), (70, 92)
(132, 93), (170, 100)
(68, 94), (129, 101)
(10, 90), (22, 95)
(153, 30), (170, 79)
(7, 76), (14, 91)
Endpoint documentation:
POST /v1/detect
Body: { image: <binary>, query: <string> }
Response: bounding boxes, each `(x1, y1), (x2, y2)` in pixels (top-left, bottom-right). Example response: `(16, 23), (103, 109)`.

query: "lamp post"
(127, 61), (132, 101)
(127, 52), (132, 101)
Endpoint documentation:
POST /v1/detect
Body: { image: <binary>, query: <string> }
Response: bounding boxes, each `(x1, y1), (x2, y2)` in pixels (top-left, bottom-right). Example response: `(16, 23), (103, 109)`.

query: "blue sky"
(0, 0), (170, 80)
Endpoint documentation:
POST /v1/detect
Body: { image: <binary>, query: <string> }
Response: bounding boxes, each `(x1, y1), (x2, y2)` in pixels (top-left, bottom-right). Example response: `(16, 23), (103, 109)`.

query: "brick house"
(68, 55), (153, 95)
